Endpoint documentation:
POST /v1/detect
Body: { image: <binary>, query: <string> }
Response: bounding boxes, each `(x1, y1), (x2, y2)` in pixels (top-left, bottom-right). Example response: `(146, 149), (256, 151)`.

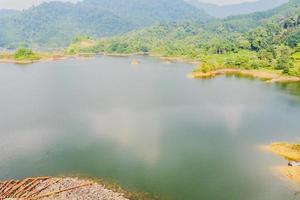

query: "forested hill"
(0, 2), (133, 48)
(185, 0), (287, 18)
(79, 0), (211, 26)
(67, 0), (300, 53)
(0, 0), (210, 48)
(218, 0), (300, 32)
(66, 0), (300, 76)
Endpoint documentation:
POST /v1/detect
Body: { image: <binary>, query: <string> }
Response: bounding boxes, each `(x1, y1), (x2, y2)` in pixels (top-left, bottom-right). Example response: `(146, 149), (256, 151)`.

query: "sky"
(0, 0), (81, 10)
(0, 0), (259, 10)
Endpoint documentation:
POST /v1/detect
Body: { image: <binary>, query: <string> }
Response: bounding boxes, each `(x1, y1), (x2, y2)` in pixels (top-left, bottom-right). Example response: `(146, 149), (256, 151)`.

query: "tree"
(296, 43), (300, 52)
(286, 28), (300, 47)
(248, 27), (269, 51)
(275, 45), (293, 73)
(139, 46), (149, 53)
(237, 37), (251, 50)
(283, 17), (297, 29)
(258, 49), (274, 62)
(13, 47), (40, 61)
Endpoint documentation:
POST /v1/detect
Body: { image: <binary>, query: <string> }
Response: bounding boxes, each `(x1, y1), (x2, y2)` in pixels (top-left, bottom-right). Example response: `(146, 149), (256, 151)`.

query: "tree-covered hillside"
(217, 0), (300, 32)
(0, 2), (133, 48)
(79, 0), (211, 26)
(66, 0), (300, 76)
(0, 0), (210, 48)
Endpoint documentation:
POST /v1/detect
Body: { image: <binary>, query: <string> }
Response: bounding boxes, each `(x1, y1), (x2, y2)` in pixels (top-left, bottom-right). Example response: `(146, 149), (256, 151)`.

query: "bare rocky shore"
(0, 177), (129, 200)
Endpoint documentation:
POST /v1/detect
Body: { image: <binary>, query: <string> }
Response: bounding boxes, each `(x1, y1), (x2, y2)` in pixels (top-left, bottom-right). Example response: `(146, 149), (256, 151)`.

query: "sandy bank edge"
(189, 69), (300, 83)
(262, 143), (300, 187)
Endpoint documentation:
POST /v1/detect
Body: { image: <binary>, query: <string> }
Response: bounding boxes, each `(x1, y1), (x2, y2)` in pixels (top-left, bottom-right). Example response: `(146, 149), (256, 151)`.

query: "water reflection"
(0, 57), (300, 200)
(87, 108), (163, 165)
(275, 82), (300, 98)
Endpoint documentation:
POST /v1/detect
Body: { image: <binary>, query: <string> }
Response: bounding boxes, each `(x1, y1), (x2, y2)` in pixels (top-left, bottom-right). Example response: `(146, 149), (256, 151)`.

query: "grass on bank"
(13, 47), (41, 61)
(3, 41), (300, 80)
(192, 50), (300, 77)
(0, 47), (65, 64)
(269, 142), (300, 161)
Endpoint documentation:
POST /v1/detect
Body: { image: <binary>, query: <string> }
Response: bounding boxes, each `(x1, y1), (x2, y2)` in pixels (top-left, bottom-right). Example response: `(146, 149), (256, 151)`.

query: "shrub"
(13, 48), (40, 61)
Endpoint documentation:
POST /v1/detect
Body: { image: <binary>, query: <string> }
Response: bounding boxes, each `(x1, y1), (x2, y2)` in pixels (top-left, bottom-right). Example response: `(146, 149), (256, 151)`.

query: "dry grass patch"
(269, 142), (300, 161)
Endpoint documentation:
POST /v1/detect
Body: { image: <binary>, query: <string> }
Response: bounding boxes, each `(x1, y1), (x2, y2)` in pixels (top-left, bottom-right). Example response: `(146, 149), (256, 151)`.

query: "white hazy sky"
(0, 0), (259, 10)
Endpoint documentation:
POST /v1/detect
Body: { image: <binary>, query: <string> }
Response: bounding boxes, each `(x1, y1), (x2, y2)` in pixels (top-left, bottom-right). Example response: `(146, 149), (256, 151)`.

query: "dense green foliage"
(66, 0), (300, 76)
(2, 0), (300, 76)
(13, 48), (40, 61)
(0, 0), (210, 48)
(209, 0), (300, 32)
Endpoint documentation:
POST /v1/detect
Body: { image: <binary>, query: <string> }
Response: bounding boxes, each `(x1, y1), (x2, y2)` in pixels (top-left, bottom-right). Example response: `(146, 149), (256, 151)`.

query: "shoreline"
(0, 52), (147, 64)
(0, 176), (160, 200)
(267, 142), (300, 162)
(0, 52), (199, 65)
(264, 142), (300, 186)
(0, 176), (129, 200)
(1, 52), (300, 83)
(0, 53), (67, 64)
(189, 68), (300, 83)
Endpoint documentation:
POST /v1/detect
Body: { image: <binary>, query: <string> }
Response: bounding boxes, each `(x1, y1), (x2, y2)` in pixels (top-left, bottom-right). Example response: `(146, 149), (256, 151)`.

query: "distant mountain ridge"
(0, 0), (210, 48)
(80, 0), (211, 26)
(64, 0), (300, 77)
(185, 0), (288, 18)
(0, 0), (296, 48)
(218, 0), (300, 32)
(85, 0), (300, 53)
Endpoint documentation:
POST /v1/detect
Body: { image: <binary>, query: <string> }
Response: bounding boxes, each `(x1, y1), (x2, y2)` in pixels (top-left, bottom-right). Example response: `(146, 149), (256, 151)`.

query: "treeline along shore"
(1, 0), (300, 82)
(2, 45), (300, 84)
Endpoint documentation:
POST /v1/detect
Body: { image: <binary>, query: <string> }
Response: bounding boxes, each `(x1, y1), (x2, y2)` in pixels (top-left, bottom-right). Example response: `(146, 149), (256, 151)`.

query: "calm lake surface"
(0, 56), (300, 200)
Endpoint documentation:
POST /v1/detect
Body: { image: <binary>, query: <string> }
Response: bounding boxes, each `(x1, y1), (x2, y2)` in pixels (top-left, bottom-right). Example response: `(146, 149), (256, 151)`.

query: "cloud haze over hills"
(0, 0), (81, 10)
(0, 0), (262, 10)
(0, 0), (211, 47)
(185, 0), (288, 18)
(0, 0), (297, 48)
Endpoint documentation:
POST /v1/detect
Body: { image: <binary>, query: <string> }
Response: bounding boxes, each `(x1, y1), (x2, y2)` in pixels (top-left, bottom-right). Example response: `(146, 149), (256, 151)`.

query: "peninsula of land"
(267, 142), (300, 185)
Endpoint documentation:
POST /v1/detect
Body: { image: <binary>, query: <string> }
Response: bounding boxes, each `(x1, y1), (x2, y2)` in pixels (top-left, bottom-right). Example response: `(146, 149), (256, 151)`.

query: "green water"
(0, 56), (300, 200)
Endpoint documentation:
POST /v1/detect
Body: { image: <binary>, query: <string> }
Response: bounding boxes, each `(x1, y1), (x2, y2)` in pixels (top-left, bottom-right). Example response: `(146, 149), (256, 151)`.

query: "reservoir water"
(0, 56), (300, 200)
